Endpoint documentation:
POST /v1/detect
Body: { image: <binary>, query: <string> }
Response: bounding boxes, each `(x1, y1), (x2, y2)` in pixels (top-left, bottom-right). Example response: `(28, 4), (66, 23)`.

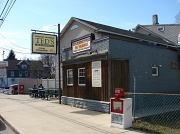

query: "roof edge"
(99, 29), (178, 49)
(60, 17), (98, 38)
(135, 25), (175, 45)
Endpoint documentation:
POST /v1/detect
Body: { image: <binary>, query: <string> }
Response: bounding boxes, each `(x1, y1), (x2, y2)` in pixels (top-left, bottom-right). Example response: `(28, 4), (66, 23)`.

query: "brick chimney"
(152, 14), (159, 25)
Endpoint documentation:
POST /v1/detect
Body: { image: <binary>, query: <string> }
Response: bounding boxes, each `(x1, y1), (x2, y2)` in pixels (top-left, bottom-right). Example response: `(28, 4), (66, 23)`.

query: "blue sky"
(0, 0), (179, 60)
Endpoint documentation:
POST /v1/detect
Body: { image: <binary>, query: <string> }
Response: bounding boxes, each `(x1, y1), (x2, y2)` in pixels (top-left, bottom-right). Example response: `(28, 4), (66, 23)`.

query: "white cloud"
(42, 25), (56, 31)
(42, 24), (65, 32)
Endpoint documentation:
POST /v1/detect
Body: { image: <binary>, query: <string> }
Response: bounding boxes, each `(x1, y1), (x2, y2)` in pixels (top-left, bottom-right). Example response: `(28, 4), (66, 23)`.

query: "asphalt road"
(0, 119), (15, 134)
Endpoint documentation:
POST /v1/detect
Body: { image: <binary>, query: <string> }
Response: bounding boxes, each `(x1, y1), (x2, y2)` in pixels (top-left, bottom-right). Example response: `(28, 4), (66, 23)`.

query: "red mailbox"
(114, 88), (124, 101)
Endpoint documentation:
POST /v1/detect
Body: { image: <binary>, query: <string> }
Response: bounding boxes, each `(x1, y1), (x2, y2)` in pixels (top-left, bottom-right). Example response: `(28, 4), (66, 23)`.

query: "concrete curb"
(0, 114), (20, 134)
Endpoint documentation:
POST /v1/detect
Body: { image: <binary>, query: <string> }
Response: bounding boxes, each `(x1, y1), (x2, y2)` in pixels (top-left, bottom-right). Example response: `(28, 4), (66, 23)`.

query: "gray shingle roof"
(74, 17), (173, 46)
(136, 24), (180, 46)
(6, 60), (44, 70)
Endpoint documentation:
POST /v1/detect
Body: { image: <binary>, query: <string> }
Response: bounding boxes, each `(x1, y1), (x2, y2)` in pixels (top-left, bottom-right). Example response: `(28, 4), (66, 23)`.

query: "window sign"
(92, 61), (101, 87)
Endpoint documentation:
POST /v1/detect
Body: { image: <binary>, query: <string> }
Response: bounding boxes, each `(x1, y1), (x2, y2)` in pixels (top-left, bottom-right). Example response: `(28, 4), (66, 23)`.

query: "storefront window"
(78, 68), (86, 86)
(67, 69), (73, 86)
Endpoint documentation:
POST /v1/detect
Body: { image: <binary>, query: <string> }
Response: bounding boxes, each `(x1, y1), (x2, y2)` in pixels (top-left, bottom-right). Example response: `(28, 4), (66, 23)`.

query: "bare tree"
(175, 11), (180, 24)
(30, 61), (44, 79)
(39, 54), (56, 78)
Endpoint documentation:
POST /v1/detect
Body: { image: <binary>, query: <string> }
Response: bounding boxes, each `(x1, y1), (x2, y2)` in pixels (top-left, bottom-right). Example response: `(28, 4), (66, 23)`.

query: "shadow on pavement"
(71, 109), (104, 116)
(0, 119), (6, 131)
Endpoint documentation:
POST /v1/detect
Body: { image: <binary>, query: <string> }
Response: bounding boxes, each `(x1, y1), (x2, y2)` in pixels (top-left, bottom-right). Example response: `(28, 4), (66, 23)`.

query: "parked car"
(9, 84), (19, 95)
(2, 87), (10, 93)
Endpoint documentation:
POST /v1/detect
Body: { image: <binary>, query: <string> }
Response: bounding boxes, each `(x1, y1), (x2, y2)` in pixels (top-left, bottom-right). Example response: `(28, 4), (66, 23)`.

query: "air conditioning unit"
(157, 26), (165, 32)
(178, 34), (180, 44)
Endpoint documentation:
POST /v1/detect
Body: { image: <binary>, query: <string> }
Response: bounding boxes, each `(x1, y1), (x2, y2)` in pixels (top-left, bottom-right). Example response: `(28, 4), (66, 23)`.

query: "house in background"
(58, 17), (180, 112)
(135, 14), (180, 47)
(0, 59), (50, 87)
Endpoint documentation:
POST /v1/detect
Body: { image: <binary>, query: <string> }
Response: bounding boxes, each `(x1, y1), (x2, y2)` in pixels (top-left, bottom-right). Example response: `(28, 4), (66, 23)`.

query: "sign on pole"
(0, 61), (8, 68)
(0, 68), (6, 77)
(32, 33), (57, 54)
(0, 61), (8, 77)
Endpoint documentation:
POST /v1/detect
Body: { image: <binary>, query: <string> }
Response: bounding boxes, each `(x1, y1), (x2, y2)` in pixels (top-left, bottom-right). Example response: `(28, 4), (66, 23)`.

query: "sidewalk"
(0, 93), (145, 134)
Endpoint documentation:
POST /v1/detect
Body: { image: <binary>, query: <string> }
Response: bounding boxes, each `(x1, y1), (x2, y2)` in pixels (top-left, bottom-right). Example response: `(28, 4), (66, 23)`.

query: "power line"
(0, 0), (10, 18)
(0, 47), (31, 54)
(0, 0), (16, 27)
(0, 0), (5, 11)
(0, 32), (30, 50)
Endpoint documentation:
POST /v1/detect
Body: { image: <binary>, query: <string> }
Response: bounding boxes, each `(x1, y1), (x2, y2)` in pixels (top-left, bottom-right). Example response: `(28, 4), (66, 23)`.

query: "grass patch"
(132, 111), (180, 134)
(133, 120), (180, 134)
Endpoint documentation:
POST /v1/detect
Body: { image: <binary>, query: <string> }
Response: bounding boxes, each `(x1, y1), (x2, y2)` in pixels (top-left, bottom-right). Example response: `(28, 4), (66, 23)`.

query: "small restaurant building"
(59, 17), (180, 112)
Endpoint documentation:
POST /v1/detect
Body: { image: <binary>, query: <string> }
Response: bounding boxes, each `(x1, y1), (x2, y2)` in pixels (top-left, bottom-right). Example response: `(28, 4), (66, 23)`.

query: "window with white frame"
(11, 71), (14, 77)
(67, 69), (73, 86)
(152, 67), (158, 76)
(78, 68), (86, 85)
(19, 71), (22, 77)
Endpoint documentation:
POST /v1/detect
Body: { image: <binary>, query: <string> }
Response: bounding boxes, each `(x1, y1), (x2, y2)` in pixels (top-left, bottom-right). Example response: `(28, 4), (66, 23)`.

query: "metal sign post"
(58, 24), (61, 104)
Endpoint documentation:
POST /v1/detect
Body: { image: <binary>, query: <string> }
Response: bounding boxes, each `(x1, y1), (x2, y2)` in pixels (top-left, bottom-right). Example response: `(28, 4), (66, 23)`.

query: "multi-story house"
(0, 59), (50, 87)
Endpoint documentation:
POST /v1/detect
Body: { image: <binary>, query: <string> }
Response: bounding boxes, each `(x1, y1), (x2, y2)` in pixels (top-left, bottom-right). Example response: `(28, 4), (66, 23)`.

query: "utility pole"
(58, 24), (61, 104)
(2, 50), (5, 61)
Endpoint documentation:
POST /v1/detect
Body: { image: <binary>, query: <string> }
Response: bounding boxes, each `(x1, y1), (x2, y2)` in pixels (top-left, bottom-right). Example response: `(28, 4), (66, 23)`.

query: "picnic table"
(29, 88), (39, 98)
(29, 88), (59, 100)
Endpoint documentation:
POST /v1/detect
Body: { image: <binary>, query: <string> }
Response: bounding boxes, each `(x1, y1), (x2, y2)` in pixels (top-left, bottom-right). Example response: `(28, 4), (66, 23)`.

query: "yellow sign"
(72, 37), (90, 53)
(32, 33), (57, 54)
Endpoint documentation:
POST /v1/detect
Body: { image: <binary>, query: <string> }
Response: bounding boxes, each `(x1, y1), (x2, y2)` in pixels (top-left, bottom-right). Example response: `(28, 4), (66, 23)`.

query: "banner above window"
(71, 33), (95, 54)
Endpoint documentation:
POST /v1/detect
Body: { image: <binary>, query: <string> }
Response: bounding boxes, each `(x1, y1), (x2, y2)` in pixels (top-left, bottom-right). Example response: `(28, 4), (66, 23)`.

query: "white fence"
(42, 79), (56, 88)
